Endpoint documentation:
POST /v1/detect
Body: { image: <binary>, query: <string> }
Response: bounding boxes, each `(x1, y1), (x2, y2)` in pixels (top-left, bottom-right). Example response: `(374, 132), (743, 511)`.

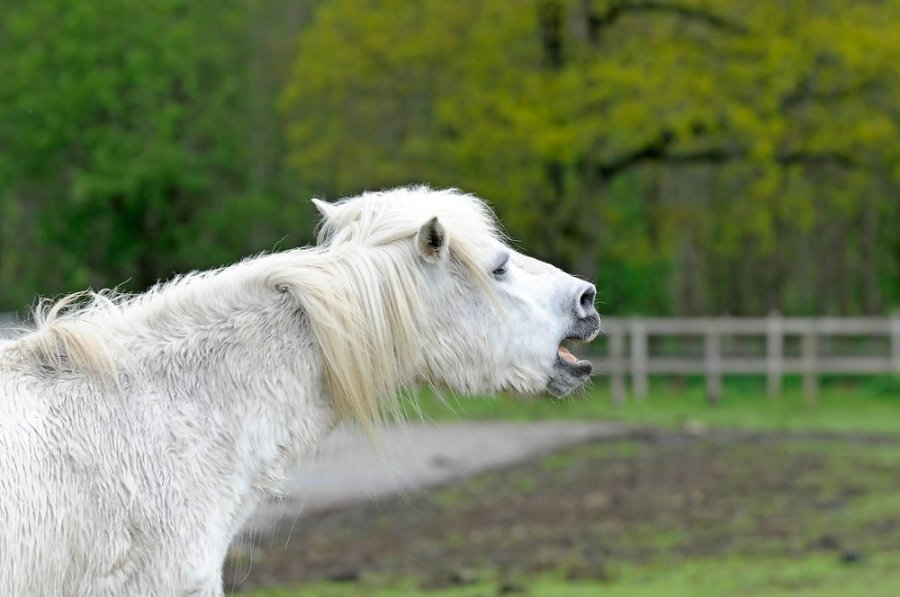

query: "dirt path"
(226, 428), (900, 593)
(241, 421), (636, 538)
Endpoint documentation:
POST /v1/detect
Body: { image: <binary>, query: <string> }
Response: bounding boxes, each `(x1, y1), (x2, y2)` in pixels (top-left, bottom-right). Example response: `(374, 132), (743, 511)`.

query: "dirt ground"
(224, 429), (900, 592)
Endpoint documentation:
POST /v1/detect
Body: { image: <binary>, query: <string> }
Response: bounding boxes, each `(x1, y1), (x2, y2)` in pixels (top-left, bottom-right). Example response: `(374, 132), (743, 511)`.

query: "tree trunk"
(861, 200), (883, 314)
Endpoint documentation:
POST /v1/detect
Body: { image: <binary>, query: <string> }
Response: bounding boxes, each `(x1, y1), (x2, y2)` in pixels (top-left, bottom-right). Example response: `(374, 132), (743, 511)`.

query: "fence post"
(766, 311), (783, 399)
(705, 323), (722, 405)
(891, 313), (900, 373)
(609, 325), (626, 406)
(630, 318), (648, 401)
(802, 326), (818, 405)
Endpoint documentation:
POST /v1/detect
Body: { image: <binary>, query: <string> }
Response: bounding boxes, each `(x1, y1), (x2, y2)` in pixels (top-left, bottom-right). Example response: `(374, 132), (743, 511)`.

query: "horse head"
(312, 186), (600, 399)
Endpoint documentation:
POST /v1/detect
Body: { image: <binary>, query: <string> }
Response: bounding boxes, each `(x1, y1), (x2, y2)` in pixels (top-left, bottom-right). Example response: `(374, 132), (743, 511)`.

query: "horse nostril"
(579, 285), (596, 312)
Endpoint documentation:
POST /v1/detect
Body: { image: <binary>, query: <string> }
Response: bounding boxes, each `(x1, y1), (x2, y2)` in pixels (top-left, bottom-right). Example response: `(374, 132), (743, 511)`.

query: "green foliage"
(0, 0), (315, 309)
(283, 0), (900, 315)
(2, 1), (899, 315)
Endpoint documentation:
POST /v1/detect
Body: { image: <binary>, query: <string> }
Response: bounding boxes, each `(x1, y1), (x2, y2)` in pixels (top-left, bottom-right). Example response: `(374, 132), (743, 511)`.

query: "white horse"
(0, 187), (599, 596)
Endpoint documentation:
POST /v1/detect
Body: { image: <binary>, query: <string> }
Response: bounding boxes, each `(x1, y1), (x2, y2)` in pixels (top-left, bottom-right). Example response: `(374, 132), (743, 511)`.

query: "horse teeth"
(558, 346), (578, 363)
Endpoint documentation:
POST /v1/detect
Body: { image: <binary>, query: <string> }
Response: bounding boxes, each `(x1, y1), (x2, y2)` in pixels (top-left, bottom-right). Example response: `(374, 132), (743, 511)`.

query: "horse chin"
(547, 354), (593, 397)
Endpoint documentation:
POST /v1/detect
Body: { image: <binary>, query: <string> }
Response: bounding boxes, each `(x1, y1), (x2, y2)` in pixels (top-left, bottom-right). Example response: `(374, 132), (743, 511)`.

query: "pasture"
(412, 375), (900, 433)
(228, 378), (900, 595)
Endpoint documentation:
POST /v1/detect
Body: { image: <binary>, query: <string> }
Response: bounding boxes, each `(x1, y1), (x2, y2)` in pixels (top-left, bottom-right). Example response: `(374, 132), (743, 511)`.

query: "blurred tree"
(0, 0), (318, 310)
(283, 0), (900, 315)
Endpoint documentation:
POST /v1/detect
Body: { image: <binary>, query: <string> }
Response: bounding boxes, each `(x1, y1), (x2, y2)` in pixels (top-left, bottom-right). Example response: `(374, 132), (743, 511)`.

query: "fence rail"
(592, 315), (900, 405)
(2, 313), (898, 405)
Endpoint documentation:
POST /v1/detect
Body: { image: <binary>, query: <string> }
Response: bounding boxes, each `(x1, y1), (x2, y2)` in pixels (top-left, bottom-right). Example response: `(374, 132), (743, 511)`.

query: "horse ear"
(311, 198), (336, 220)
(416, 217), (447, 263)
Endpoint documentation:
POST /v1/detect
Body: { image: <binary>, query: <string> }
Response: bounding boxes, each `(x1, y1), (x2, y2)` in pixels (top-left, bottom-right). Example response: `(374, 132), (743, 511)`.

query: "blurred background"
(2, 0), (898, 316)
(3, 1), (900, 595)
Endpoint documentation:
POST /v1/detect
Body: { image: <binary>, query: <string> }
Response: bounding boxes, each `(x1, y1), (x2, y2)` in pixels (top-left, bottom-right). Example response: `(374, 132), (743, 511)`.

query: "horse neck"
(117, 256), (338, 480)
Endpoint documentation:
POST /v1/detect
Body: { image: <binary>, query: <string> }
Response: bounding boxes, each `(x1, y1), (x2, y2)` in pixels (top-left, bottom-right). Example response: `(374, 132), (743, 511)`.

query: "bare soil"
(225, 429), (900, 592)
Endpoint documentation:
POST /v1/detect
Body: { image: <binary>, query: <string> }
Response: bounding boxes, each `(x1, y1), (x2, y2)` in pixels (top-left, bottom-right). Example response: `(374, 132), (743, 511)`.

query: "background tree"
(282, 0), (900, 315)
(1, 0), (897, 317)
(0, 0), (318, 310)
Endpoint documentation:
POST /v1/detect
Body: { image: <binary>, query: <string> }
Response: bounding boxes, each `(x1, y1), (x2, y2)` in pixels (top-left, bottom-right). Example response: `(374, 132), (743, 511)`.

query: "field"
(229, 377), (900, 596)
(406, 376), (900, 433)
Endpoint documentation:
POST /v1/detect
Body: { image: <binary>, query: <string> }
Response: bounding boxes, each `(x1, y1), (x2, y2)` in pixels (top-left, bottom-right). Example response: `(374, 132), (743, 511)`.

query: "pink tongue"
(558, 346), (578, 363)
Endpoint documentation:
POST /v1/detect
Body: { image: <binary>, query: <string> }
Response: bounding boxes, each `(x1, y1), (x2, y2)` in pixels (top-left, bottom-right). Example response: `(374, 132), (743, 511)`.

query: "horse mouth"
(558, 345), (586, 365)
(547, 341), (593, 397)
(547, 314), (600, 396)
(557, 343), (592, 373)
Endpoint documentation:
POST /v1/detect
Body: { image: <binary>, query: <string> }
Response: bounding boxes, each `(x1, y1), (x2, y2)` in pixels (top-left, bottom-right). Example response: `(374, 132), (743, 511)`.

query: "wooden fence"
(2, 313), (899, 404)
(592, 315), (900, 405)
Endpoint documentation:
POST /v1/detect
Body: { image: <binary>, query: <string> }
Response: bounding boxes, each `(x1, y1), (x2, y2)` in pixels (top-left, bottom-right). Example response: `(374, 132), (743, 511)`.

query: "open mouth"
(547, 339), (594, 397)
(547, 313), (600, 397)
(557, 345), (581, 365)
(556, 342), (592, 373)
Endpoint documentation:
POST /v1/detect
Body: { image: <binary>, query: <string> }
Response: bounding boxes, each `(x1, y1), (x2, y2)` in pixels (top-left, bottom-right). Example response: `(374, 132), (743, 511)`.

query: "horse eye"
(492, 261), (509, 279)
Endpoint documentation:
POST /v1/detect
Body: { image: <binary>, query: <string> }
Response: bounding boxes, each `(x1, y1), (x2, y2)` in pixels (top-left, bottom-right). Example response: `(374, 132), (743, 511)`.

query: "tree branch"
(593, 132), (858, 179)
(586, 0), (747, 44)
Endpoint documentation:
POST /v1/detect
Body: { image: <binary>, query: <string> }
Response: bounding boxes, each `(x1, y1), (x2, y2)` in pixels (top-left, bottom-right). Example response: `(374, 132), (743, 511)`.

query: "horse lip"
(547, 314), (598, 397)
(566, 313), (601, 343)
(547, 352), (593, 397)
(555, 354), (592, 375)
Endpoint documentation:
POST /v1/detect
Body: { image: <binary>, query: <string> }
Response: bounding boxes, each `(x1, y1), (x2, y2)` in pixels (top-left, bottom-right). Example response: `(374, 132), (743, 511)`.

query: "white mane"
(0, 186), (599, 594)
(7, 187), (502, 432)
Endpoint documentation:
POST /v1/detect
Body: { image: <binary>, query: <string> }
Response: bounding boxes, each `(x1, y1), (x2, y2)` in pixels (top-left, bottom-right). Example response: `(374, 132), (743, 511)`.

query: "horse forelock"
(315, 184), (502, 298)
(316, 186), (505, 249)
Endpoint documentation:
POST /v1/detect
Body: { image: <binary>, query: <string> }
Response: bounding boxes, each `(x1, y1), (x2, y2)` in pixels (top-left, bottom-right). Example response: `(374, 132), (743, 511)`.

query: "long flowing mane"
(4, 187), (503, 432)
(0, 186), (599, 596)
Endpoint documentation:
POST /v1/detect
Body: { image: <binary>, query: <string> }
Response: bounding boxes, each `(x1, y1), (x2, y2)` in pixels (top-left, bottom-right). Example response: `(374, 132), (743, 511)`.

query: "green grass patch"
(246, 550), (900, 596)
(238, 435), (900, 596)
(242, 377), (900, 596)
(403, 375), (900, 434)
(538, 439), (641, 471)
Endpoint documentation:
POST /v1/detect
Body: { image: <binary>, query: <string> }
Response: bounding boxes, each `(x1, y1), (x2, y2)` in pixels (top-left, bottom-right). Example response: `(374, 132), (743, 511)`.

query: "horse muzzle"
(547, 310), (600, 397)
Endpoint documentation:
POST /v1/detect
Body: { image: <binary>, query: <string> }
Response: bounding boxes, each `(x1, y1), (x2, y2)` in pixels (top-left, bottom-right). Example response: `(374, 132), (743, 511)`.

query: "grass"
(241, 376), (900, 596)
(402, 375), (900, 434)
(246, 551), (900, 596)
